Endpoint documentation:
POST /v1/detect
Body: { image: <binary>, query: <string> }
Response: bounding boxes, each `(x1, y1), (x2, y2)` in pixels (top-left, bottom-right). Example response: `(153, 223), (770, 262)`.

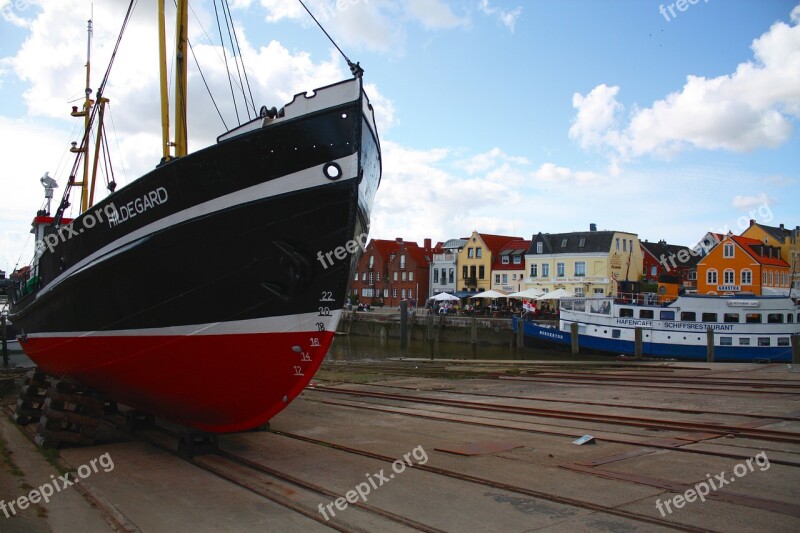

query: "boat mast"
(174, 0), (189, 157)
(158, 0), (171, 162)
(71, 19), (93, 213)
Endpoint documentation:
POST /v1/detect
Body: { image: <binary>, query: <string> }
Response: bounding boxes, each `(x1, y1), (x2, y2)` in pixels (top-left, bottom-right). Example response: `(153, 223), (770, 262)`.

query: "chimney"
(395, 237), (403, 243)
(779, 223), (784, 230)
(424, 238), (432, 251)
(589, 223), (597, 232)
(750, 219), (755, 227)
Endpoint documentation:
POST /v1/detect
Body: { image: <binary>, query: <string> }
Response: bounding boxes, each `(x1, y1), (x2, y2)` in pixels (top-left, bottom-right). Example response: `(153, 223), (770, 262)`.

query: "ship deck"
(2, 358), (800, 532)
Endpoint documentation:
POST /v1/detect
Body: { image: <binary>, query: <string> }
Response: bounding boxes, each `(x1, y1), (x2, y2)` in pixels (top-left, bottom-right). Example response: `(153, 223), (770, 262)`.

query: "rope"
(297, 0), (363, 77)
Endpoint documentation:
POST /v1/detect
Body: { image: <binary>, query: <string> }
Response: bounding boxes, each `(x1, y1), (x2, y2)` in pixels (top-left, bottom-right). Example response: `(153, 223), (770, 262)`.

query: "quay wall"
(337, 311), (547, 346)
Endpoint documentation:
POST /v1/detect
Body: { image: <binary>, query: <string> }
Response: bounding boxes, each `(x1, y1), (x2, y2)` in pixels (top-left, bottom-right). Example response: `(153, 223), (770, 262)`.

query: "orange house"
(696, 235), (791, 295)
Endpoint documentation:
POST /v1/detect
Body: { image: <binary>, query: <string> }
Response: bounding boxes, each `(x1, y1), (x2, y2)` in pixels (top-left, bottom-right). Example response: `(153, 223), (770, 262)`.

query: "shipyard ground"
(1, 358), (799, 532)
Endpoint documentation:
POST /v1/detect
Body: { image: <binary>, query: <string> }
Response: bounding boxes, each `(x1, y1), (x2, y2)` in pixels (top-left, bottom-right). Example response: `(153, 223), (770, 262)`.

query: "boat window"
(639, 310), (654, 319)
(723, 313), (739, 323)
(745, 313), (762, 324)
(619, 308), (634, 318)
(720, 337), (732, 346)
(612, 329), (621, 339)
(758, 337), (770, 347)
(739, 338), (750, 346)
(788, 314), (794, 323)
(778, 338), (790, 347)
(681, 311), (696, 321)
(660, 311), (675, 320)
(767, 313), (784, 324)
(702, 313), (717, 322)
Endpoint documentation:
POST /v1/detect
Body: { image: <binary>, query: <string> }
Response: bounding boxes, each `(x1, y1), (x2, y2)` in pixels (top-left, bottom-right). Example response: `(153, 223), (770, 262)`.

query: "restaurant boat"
(517, 293), (799, 362)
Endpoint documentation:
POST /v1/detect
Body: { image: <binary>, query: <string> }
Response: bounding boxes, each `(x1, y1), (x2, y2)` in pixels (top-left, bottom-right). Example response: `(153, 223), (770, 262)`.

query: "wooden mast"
(174, 0), (189, 157)
(158, 0), (171, 162)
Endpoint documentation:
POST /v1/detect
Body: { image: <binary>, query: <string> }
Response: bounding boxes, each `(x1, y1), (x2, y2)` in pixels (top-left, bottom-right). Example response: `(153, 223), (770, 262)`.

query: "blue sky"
(1, 0), (799, 274)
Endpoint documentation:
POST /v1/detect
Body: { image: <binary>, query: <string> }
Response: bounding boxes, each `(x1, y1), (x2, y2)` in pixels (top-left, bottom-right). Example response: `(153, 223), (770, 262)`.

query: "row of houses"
(349, 221), (800, 307)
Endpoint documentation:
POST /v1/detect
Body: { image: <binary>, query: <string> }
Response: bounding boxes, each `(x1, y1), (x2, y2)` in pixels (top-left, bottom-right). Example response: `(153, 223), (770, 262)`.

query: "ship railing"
(612, 292), (661, 307)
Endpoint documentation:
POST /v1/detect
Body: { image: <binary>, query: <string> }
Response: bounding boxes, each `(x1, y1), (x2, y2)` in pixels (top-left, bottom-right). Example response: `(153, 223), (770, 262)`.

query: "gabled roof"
(475, 233), (522, 256)
(368, 239), (401, 261)
(402, 241), (432, 266)
(527, 230), (616, 254)
(493, 239), (531, 268)
(708, 236), (790, 268)
(641, 240), (700, 268)
(745, 222), (792, 244)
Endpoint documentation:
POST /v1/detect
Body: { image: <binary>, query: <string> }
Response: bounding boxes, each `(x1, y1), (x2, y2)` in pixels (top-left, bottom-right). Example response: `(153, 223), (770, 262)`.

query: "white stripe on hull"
(25, 309), (342, 339)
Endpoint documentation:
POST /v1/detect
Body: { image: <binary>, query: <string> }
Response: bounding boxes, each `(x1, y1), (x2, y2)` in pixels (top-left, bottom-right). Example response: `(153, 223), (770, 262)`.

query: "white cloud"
(532, 163), (603, 184)
(478, 0), (522, 33)
(731, 192), (771, 210)
(570, 7), (800, 166)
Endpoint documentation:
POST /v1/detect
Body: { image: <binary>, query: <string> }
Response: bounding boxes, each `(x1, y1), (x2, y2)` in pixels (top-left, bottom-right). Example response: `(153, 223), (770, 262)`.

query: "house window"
(502, 256), (510, 264)
(688, 270), (697, 281)
(392, 288), (397, 298)
(400, 255), (406, 269)
(594, 288), (605, 295)
(354, 272), (359, 281)
(376, 272), (381, 282)
(468, 248), (474, 258)
(557, 263), (565, 276)
(369, 255), (374, 268)
(579, 238), (585, 247)
(530, 264), (538, 277)
(616, 238), (620, 251)
(495, 274), (500, 284)
(393, 272), (398, 281)
(362, 272), (366, 281)
(368, 272), (374, 285)
(383, 289), (389, 298)
(401, 272), (407, 281)
(401, 289), (406, 298)
(536, 242), (543, 254)
(723, 243), (734, 258)
(707, 269), (718, 284)
(542, 264), (550, 277)
(513, 255), (522, 264)
(741, 269), (752, 285)
(623, 239), (627, 252)
(409, 272), (414, 281)
(574, 287), (584, 297)
(769, 271), (773, 286)
(723, 269), (735, 285)
(434, 269), (439, 283)
(449, 268), (454, 283)
(462, 266), (468, 279)
(479, 265), (485, 279)
(561, 239), (567, 248)
(650, 266), (657, 276)
(575, 262), (586, 277)
(476, 247), (482, 258)
(502, 274), (508, 284)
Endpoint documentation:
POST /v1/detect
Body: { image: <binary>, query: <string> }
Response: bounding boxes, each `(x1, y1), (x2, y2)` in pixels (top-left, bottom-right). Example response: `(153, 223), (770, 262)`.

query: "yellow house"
(456, 232), (520, 293)
(524, 225), (643, 297)
(740, 221), (800, 293)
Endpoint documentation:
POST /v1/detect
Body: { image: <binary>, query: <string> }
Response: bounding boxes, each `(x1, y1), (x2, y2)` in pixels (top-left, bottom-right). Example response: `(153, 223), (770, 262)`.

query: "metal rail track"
(308, 386), (800, 444)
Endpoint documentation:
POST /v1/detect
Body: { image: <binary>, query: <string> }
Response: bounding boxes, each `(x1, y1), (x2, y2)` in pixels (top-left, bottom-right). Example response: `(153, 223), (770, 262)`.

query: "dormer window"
(561, 239), (567, 248)
(579, 238), (585, 247)
(536, 242), (543, 254)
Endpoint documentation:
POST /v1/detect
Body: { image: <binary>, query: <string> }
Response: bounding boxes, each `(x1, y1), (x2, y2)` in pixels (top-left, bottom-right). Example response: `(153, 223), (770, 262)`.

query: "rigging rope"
(213, 0), (241, 124)
(297, 0), (363, 77)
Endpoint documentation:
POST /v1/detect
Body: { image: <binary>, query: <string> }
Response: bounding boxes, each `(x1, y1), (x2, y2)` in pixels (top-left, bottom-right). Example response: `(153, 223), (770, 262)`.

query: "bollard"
(570, 322), (579, 354)
(470, 316), (477, 344)
(1, 314), (7, 367)
(792, 334), (799, 365)
(706, 328), (714, 363)
(400, 300), (408, 350)
(516, 317), (525, 348)
(426, 313), (433, 342)
(634, 327), (643, 358)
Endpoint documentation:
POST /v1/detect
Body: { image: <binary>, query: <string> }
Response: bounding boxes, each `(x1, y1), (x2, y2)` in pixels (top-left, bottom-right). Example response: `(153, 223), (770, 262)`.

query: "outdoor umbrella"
(430, 292), (460, 301)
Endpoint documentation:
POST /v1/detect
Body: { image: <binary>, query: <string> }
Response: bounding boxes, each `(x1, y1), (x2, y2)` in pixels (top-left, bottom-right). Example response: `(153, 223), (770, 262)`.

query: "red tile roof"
(729, 236), (790, 267)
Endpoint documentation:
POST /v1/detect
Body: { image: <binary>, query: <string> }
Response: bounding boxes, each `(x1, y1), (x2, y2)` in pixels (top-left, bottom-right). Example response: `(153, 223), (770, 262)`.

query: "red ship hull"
(19, 319), (334, 433)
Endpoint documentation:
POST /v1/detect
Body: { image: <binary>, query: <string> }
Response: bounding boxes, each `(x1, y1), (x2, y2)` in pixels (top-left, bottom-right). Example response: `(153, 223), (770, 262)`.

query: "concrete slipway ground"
(1, 357), (799, 532)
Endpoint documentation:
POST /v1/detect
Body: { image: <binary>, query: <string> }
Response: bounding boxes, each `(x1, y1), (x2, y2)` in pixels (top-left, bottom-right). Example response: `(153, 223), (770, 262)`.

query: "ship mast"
(159, 0), (189, 160)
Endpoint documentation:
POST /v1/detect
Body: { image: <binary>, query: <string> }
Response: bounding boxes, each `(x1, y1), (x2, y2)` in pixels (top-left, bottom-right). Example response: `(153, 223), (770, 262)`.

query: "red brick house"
(350, 238), (435, 307)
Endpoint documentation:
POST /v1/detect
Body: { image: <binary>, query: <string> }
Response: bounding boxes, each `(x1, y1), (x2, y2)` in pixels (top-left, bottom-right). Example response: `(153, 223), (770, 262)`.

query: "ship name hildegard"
(108, 187), (169, 228)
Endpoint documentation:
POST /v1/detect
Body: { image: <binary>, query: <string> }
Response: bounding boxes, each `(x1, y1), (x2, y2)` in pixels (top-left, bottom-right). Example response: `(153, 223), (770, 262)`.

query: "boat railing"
(612, 292), (661, 307)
